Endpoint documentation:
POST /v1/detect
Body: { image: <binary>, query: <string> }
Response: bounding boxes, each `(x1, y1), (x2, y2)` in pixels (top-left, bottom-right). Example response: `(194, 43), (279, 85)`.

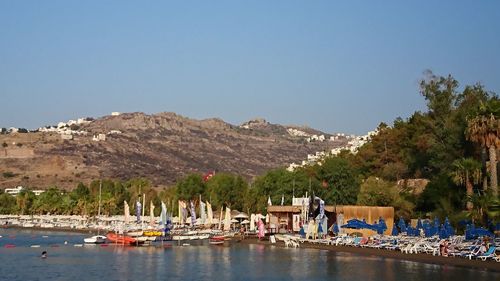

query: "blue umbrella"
(333, 223), (339, 234)
(439, 224), (447, 239)
(379, 217), (387, 232)
(299, 226), (305, 237)
(416, 219), (423, 230)
(424, 224), (432, 237)
(318, 222), (324, 234)
(434, 217), (440, 228)
(433, 217), (440, 235)
(398, 218), (407, 233)
(391, 226), (399, 236)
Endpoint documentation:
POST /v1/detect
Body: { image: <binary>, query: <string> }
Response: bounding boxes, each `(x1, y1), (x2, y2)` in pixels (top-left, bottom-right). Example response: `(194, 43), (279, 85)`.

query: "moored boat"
(84, 235), (107, 244)
(106, 232), (137, 245)
(209, 236), (225, 245)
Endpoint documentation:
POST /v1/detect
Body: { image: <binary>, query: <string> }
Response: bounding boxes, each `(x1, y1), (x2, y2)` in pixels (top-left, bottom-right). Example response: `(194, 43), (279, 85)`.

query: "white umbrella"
(234, 213), (249, 219)
(231, 219), (239, 223)
(241, 219), (250, 224)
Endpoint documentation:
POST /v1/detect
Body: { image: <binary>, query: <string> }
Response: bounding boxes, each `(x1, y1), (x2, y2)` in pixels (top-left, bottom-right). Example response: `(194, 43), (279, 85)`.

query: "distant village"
(2, 112), (378, 194)
(286, 129), (379, 172)
(0, 112), (123, 142)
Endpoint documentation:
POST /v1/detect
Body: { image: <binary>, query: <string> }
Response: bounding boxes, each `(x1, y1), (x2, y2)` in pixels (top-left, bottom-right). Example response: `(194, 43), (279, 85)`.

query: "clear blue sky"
(1, 1), (499, 134)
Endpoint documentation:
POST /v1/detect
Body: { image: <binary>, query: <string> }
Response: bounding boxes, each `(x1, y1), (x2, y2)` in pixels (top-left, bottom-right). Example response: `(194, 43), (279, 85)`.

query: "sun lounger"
(475, 246), (496, 261)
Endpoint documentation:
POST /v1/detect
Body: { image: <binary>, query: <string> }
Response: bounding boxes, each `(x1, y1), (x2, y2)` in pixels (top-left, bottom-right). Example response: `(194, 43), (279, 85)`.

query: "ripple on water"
(0, 229), (499, 281)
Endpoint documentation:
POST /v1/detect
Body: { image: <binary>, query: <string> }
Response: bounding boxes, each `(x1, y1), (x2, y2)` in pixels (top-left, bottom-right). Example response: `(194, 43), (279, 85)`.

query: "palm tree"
(450, 158), (482, 210)
(466, 100), (500, 195)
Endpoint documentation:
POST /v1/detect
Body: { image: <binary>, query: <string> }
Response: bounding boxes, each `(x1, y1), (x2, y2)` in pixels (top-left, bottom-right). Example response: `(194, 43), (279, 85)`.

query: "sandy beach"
(239, 237), (500, 273)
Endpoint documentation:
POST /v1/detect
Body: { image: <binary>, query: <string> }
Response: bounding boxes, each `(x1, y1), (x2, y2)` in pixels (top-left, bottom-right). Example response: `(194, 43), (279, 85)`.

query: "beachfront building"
(4, 186), (45, 196)
(4, 186), (24, 196)
(267, 204), (394, 237)
(92, 133), (106, 141)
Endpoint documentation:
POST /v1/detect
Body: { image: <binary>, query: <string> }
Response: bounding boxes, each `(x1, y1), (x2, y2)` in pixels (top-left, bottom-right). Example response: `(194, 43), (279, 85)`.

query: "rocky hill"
(0, 112), (347, 189)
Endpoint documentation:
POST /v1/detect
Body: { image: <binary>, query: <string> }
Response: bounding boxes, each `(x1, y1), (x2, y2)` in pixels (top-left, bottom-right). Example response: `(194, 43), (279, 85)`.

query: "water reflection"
(1, 229), (499, 281)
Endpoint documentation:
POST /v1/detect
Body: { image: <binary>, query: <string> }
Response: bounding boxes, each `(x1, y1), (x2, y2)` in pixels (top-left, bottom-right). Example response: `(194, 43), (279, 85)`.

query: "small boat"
(209, 235), (225, 245)
(172, 235), (191, 241)
(209, 239), (224, 245)
(136, 236), (150, 242)
(84, 235), (107, 244)
(211, 235), (225, 241)
(30, 245), (41, 248)
(126, 231), (144, 237)
(74, 244), (84, 247)
(106, 233), (137, 245)
(143, 231), (163, 237)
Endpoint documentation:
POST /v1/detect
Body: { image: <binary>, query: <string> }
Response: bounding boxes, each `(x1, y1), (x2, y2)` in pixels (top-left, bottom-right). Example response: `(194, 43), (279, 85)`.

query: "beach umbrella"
(439, 224), (448, 239)
(299, 226), (306, 237)
(434, 217), (440, 228)
(241, 219), (250, 224)
(391, 226), (399, 236)
(398, 218), (407, 233)
(234, 213), (249, 219)
(379, 217), (387, 233)
(416, 219), (423, 230)
(333, 223), (339, 234)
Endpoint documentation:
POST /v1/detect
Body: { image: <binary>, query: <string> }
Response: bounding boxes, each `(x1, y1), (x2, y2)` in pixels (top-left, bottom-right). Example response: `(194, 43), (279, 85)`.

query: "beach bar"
(267, 205), (394, 237)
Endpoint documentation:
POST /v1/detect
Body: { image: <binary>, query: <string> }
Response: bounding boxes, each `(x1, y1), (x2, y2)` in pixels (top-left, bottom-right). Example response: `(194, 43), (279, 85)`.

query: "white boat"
(84, 235), (107, 244)
(83, 183), (106, 244)
(40, 223), (54, 228)
(136, 236), (149, 242)
(172, 235), (191, 241)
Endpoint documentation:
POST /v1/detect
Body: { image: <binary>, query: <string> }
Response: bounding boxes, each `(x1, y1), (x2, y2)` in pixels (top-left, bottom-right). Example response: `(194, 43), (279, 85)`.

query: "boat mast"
(141, 193), (145, 230)
(97, 181), (102, 235)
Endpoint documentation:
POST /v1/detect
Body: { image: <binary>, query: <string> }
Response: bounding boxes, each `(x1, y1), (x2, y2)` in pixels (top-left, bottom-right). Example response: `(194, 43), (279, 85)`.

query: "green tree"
(206, 173), (248, 211)
(16, 190), (36, 215)
(449, 158), (482, 210)
(0, 193), (17, 214)
(466, 100), (500, 195)
(176, 174), (206, 201)
(32, 187), (63, 214)
(357, 177), (398, 206)
(316, 157), (360, 205)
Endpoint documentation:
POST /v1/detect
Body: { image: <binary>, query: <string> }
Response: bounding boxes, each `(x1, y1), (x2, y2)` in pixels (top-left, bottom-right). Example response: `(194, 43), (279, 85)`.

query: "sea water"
(0, 229), (498, 281)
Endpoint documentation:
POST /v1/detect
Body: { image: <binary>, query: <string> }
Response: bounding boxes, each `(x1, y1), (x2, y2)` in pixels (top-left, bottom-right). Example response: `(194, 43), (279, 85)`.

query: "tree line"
(1, 72), (498, 227)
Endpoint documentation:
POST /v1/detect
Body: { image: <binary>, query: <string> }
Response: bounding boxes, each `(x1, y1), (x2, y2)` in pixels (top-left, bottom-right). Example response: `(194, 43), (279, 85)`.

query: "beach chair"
(465, 246), (485, 260)
(476, 246), (496, 261)
(400, 243), (412, 254)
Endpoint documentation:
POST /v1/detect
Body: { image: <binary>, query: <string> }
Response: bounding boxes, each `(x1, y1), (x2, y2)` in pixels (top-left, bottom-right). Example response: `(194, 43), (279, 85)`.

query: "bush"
(3, 172), (16, 178)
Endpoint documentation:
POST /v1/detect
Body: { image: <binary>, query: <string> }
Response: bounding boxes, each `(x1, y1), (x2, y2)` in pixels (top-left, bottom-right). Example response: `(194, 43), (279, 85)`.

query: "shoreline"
(239, 237), (500, 273)
(1, 225), (99, 235)
(3, 226), (500, 273)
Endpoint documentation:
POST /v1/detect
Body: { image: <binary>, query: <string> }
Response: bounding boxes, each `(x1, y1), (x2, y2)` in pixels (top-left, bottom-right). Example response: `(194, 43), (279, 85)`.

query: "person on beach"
(240, 226), (245, 240)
